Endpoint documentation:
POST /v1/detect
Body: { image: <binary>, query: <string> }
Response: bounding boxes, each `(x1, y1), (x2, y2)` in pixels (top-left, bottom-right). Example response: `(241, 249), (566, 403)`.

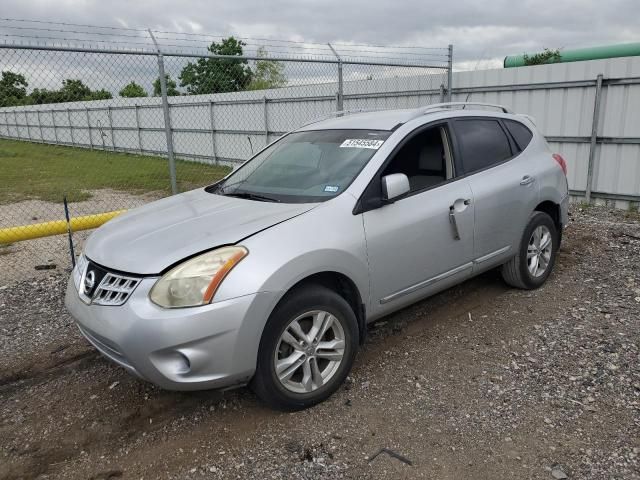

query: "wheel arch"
(269, 270), (367, 345)
(534, 199), (561, 230)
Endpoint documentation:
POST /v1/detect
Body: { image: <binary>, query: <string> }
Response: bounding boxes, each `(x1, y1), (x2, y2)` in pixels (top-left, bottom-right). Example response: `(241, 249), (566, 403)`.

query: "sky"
(1, 0), (639, 70)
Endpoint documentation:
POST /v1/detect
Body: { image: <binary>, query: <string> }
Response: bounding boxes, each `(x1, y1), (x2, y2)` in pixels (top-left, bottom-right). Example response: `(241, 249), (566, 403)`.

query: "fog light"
(164, 351), (191, 375)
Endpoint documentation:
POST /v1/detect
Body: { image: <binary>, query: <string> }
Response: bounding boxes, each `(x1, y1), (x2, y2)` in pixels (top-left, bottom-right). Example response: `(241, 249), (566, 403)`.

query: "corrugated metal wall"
(453, 57), (640, 208)
(1, 56), (639, 208)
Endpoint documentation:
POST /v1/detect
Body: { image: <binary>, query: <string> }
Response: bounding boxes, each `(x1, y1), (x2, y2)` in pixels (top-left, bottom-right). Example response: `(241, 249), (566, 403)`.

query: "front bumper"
(65, 275), (279, 391)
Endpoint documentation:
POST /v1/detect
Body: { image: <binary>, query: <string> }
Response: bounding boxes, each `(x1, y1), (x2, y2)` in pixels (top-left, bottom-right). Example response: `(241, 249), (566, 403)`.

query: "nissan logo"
(84, 270), (96, 293)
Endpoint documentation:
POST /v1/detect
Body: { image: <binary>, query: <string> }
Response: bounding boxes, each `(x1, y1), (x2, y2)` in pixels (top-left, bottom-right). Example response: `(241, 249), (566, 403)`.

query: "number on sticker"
(340, 139), (384, 149)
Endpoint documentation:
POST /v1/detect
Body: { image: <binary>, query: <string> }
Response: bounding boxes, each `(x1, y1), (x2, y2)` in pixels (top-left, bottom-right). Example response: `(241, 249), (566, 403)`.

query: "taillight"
(552, 153), (567, 176)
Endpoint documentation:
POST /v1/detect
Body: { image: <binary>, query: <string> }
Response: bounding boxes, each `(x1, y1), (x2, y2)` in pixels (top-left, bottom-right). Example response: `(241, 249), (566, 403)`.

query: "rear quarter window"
(454, 119), (513, 174)
(504, 119), (534, 151)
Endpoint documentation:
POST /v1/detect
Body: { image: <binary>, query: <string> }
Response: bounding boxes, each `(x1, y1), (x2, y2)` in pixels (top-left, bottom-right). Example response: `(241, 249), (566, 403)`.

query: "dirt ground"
(1, 205), (639, 480)
(0, 190), (162, 284)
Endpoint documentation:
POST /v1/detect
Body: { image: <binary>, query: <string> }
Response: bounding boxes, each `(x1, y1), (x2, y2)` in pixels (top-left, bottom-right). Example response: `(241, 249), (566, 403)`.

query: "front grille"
(78, 256), (141, 306)
(93, 272), (141, 306)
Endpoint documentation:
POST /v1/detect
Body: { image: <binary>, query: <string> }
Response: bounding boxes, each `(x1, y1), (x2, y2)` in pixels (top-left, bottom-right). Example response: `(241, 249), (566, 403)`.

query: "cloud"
(0, 0), (638, 70)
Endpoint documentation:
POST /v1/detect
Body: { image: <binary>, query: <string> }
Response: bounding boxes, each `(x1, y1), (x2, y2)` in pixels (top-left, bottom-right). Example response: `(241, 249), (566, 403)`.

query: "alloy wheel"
(274, 310), (345, 394)
(527, 225), (553, 277)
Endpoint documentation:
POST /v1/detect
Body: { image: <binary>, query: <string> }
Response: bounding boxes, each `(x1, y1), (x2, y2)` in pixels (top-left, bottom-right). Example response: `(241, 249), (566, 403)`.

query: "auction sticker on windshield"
(340, 139), (384, 149)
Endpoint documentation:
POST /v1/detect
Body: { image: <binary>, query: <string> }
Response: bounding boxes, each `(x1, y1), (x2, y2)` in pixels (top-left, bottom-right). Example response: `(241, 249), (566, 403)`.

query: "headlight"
(72, 253), (88, 290)
(149, 246), (248, 308)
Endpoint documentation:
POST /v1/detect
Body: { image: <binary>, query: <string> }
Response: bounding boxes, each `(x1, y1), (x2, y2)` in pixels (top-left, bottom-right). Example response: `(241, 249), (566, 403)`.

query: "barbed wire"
(0, 17), (147, 32)
(0, 17), (449, 65)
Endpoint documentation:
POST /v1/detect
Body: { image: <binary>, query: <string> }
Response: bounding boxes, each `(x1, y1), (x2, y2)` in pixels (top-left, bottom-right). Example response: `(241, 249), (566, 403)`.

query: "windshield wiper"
(223, 191), (280, 203)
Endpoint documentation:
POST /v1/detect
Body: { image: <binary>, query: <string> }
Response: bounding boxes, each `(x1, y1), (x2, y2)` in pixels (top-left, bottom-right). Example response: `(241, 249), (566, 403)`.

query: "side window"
(504, 119), (533, 152)
(454, 119), (513, 174)
(382, 126), (452, 193)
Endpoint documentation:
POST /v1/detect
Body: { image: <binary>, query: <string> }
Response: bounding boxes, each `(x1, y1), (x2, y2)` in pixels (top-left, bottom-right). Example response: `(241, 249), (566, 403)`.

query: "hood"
(84, 188), (316, 274)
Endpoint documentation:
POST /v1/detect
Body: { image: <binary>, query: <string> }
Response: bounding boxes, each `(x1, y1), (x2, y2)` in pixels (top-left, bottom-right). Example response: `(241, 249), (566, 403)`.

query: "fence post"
(328, 43), (344, 112)
(86, 107), (93, 149)
(67, 108), (75, 146)
(52, 110), (59, 144)
(149, 29), (178, 195)
(13, 111), (19, 138)
(585, 73), (604, 204)
(36, 110), (43, 142)
(263, 96), (269, 147)
(25, 111), (32, 141)
(135, 105), (142, 153)
(107, 106), (115, 151)
(447, 44), (454, 102)
(209, 100), (218, 165)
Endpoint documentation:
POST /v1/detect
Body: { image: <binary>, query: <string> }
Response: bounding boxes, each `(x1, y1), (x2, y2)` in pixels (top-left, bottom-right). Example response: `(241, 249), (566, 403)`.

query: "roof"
(298, 103), (515, 132)
(297, 109), (421, 132)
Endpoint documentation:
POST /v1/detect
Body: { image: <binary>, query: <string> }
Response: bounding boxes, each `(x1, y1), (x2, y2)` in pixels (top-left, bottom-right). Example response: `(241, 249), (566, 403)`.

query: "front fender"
(213, 196), (370, 317)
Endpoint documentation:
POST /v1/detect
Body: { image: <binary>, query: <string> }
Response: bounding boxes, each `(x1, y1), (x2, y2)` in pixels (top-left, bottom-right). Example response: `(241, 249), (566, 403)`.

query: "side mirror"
(381, 173), (410, 202)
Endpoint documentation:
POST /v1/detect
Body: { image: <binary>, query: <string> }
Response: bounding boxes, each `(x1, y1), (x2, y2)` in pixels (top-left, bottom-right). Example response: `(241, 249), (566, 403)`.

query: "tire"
(501, 211), (559, 290)
(250, 284), (359, 411)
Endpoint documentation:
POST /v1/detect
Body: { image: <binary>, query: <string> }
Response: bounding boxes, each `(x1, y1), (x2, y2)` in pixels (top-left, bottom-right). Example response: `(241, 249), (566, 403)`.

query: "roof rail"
(409, 102), (513, 121)
(298, 102), (513, 131)
(299, 108), (382, 128)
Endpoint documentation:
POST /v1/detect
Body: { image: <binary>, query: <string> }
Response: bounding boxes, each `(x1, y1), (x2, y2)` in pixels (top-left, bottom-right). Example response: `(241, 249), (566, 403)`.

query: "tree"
(27, 79), (112, 104)
(153, 74), (179, 96)
(55, 79), (112, 102)
(59, 79), (92, 101)
(0, 71), (28, 107)
(179, 37), (252, 94)
(247, 47), (287, 91)
(523, 48), (561, 66)
(119, 81), (148, 98)
(28, 88), (60, 105)
(90, 89), (113, 100)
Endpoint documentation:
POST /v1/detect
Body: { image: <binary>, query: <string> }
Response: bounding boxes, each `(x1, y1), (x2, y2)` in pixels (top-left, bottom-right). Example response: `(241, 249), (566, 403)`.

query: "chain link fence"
(0, 22), (451, 284)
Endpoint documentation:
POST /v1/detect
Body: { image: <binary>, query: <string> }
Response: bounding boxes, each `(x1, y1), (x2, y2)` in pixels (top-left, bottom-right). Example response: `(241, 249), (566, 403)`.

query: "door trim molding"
(473, 245), (511, 265)
(378, 245), (512, 305)
(380, 262), (473, 304)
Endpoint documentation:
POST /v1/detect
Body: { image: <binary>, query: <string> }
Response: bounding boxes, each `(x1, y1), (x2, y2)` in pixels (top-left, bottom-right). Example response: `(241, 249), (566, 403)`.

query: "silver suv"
(65, 102), (569, 410)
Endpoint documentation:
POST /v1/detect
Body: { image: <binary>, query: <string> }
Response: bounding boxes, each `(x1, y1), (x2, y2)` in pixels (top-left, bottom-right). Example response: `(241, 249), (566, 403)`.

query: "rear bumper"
(560, 194), (570, 227)
(65, 276), (279, 391)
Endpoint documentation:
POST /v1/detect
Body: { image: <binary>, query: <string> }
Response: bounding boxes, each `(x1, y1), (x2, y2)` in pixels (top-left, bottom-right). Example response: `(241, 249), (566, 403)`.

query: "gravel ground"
(1, 205), (639, 480)
(0, 190), (162, 284)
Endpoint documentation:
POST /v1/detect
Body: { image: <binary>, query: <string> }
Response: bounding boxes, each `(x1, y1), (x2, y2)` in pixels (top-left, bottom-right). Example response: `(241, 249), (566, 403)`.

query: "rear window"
(504, 119), (534, 151)
(454, 119), (513, 174)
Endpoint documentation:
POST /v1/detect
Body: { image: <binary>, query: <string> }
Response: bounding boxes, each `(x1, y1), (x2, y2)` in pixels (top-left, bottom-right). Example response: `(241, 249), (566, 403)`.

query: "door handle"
(520, 175), (535, 186)
(448, 198), (471, 240)
(449, 205), (460, 240)
(449, 198), (471, 240)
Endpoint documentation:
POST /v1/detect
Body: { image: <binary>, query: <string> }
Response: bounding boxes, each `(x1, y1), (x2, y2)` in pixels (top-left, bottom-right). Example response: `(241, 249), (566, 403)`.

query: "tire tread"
(501, 211), (557, 290)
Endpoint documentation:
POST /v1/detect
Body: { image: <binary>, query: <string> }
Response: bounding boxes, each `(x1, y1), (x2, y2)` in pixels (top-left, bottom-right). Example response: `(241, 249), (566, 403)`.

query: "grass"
(0, 139), (231, 204)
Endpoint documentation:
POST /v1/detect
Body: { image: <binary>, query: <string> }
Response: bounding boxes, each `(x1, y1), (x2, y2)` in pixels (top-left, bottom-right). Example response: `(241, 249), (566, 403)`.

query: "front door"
(361, 124), (475, 317)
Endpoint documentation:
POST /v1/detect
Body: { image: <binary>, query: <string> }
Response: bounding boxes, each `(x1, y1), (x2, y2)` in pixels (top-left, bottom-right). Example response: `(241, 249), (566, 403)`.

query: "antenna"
(463, 49), (489, 107)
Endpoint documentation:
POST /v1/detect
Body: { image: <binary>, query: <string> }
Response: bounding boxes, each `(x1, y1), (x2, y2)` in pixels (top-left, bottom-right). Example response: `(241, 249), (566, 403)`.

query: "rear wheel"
(251, 284), (359, 411)
(501, 211), (558, 289)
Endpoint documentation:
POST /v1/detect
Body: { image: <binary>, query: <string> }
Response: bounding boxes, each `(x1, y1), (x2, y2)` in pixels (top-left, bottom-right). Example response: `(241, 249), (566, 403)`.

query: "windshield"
(212, 129), (391, 203)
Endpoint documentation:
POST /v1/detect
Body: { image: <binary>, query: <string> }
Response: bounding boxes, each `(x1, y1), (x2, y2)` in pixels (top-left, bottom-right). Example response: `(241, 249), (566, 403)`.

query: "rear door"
(451, 117), (539, 269)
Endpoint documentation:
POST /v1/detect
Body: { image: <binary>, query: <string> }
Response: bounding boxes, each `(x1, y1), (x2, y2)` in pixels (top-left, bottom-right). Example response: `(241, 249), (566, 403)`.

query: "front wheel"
(501, 211), (559, 289)
(250, 284), (359, 411)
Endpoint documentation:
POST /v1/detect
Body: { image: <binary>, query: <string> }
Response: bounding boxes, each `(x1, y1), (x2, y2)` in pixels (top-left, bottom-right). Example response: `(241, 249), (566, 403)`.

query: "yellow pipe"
(0, 210), (127, 244)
